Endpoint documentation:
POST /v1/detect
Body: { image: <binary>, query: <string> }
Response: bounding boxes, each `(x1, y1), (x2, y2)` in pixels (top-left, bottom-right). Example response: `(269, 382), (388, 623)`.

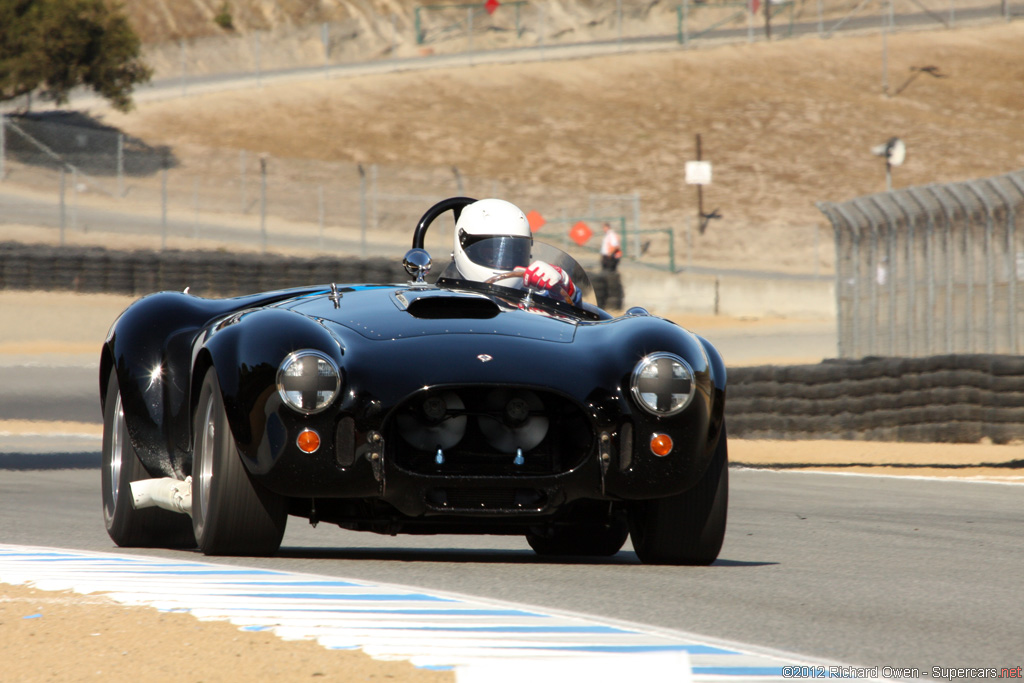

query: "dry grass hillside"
(93, 19), (1024, 273)
(122, 0), (408, 41)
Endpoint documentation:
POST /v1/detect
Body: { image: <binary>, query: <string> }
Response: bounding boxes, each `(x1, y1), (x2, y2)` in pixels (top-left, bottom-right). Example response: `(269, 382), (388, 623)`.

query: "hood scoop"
(406, 295), (500, 320)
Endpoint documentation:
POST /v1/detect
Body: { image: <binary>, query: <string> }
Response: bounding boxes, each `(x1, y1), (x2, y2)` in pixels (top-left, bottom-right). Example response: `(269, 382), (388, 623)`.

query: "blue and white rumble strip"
(0, 544), (837, 682)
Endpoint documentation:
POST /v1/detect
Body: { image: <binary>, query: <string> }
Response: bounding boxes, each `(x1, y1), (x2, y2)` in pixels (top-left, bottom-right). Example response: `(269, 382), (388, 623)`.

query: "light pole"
(871, 137), (906, 191)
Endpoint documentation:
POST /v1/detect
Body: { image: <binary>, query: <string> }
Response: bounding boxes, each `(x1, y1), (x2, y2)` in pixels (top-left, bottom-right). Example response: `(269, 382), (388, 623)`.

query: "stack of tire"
(0, 242), (411, 296)
(727, 355), (1024, 443)
(591, 272), (624, 310)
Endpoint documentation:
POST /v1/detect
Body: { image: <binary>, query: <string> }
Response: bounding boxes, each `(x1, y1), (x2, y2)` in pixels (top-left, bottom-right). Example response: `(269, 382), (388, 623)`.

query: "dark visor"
(460, 234), (532, 271)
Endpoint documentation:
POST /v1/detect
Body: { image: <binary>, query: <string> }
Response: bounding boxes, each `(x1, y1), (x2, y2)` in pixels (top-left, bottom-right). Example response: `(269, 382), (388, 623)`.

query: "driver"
(450, 198), (581, 306)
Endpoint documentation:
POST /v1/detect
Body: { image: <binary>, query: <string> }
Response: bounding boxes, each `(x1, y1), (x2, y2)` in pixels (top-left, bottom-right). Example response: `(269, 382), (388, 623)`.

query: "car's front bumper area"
(238, 382), (718, 521)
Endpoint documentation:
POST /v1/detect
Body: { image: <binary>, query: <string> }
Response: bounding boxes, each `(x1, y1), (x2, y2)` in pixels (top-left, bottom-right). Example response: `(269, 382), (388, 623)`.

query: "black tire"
(526, 513), (630, 557)
(101, 371), (196, 548)
(191, 367), (288, 556)
(628, 423), (729, 565)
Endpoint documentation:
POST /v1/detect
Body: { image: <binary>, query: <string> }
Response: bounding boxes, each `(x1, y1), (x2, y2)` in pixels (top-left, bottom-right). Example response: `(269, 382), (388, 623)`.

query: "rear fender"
(103, 287), (327, 478)
(103, 292), (230, 478)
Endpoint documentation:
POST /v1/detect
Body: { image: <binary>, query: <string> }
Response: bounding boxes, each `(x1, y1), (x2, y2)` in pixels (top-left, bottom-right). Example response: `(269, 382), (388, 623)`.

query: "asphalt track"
(1, 459), (1021, 675)
(2, 347), (1023, 675)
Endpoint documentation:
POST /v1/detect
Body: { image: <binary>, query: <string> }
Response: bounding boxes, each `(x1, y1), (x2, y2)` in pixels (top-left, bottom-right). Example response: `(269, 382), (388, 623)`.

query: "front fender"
(199, 307), (345, 471)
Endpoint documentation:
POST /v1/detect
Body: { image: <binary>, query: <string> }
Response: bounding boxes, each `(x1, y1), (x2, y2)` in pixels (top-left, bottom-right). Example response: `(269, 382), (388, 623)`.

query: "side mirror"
(403, 248), (432, 283)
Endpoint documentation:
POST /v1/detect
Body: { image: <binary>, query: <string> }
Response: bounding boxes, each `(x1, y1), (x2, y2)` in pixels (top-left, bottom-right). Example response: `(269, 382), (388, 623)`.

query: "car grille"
(386, 386), (593, 477)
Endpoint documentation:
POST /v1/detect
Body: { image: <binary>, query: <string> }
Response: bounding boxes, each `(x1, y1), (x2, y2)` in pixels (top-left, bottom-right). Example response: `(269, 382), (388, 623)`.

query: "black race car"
(101, 197), (728, 565)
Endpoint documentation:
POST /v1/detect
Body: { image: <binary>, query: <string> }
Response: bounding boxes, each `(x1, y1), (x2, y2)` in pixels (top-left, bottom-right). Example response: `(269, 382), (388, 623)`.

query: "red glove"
(523, 261), (578, 304)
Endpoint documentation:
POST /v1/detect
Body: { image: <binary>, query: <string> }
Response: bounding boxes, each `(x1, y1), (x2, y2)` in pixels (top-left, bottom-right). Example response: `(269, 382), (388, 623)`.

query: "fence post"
(72, 167), (80, 235)
(631, 192), (641, 259)
(259, 154), (268, 253)
(539, 3), (546, 57)
(988, 179), (1020, 354)
(677, 2), (687, 46)
(686, 217), (693, 270)
(59, 167), (67, 246)
(667, 228), (676, 272)
(906, 188), (937, 355)
(891, 193), (918, 356)
(193, 177), (200, 240)
(927, 186), (957, 354)
(240, 150), (248, 213)
(835, 203), (865, 358)
(318, 184), (325, 249)
(322, 22), (330, 70)
(160, 156), (168, 250)
(371, 163), (379, 231)
(254, 34), (263, 86)
(865, 197), (898, 356)
(616, 0), (623, 47)
(359, 164), (368, 259)
(946, 185), (976, 353)
(117, 133), (125, 197)
(881, 3), (889, 96)
(966, 181), (997, 354)
(619, 215), (629, 259)
(179, 40), (187, 96)
(819, 205), (841, 355)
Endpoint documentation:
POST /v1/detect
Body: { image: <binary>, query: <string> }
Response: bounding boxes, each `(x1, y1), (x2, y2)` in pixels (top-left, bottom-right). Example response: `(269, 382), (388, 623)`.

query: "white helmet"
(453, 198), (533, 284)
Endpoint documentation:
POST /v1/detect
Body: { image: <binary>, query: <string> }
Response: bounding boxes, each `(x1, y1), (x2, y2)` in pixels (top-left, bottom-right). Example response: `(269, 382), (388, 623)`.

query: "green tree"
(0, 0), (151, 112)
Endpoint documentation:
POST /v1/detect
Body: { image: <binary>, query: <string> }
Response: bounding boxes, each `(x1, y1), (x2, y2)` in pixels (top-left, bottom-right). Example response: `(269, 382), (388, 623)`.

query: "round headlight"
(277, 350), (341, 414)
(630, 352), (695, 417)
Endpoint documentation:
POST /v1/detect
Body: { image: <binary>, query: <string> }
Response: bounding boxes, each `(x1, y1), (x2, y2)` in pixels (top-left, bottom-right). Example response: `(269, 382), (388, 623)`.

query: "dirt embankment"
(91, 22), (1024, 274)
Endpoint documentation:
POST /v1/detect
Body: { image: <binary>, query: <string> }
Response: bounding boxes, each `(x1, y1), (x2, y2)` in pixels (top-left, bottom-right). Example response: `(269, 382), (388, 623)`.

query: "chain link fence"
(0, 113), (660, 273)
(818, 169), (1024, 359)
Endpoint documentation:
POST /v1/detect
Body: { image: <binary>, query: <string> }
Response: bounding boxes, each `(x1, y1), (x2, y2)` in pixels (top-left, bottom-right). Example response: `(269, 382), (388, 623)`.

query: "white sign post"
(685, 160), (712, 186)
(687, 134), (720, 233)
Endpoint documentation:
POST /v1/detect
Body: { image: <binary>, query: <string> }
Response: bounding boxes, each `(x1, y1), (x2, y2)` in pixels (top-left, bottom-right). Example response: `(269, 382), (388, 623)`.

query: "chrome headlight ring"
(630, 352), (696, 417)
(276, 350), (341, 414)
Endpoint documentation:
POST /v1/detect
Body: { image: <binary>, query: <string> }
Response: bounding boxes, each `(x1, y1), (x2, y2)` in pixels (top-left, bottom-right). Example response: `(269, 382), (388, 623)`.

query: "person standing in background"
(600, 222), (622, 272)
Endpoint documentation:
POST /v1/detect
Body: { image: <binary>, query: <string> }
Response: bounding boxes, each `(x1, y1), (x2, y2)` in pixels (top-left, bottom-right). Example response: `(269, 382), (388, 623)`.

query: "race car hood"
(281, 285), (578, 343)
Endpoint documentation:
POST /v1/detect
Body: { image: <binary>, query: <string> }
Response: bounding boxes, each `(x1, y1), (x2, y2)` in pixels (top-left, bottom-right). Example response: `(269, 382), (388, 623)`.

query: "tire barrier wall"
(8, 242), (1017, 444)
(0, 242), (625, 309)
(728, 355), (1024, 444)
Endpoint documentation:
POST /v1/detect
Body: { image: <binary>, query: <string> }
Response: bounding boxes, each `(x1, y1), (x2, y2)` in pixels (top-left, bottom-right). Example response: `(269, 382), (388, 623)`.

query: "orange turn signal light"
(297, 429), (321, 454)
(650, 433), (673, 457)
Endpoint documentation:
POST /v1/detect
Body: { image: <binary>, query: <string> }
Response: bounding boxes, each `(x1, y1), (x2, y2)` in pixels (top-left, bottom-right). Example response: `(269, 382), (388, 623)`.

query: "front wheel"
(101, 371), (195, 548)
(191, 367), (287, 556)
(628, 423), (729, 565)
